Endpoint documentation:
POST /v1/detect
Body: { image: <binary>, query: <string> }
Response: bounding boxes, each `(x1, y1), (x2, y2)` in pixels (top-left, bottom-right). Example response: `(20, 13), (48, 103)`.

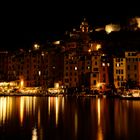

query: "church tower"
(80, 18), (89, 32)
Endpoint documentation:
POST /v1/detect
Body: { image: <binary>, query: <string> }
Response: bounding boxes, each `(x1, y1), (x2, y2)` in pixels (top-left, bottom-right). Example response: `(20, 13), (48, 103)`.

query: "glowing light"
(32, 127), (38, 140)
(136, 18), (140, 28)
(54, 83), (59, 88)
(34, 44), (40, 50)
(53, 41), (60, 45)
(74, 67), (77, 70)
(97, 83), (101, 88)
(0, 97), (13, 125)
(95, 27), (104, 32)
(48, 97), (50, 117)
(41, 52), (44, 56)
(20, 79), (24, 89)
(117, 63), (120, 67)
(102, 63), (105, 66)
(20, 97), (24, 125)
(97, 99), (101, 125)
(97, 98), (103, 140)
(38, 71), (41, 76)
(0, 97), (6, 124)
(96, 44), (101, 50)
(88, 49), (91, 53)
(105, 24), (120, 34)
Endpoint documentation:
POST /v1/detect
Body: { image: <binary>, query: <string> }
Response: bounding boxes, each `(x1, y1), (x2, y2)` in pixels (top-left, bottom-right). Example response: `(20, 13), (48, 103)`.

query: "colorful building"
(113, 57), (126, 89)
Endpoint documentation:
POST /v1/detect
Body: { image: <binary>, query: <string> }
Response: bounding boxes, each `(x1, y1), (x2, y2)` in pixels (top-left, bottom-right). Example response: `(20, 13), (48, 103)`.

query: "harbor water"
(0, 96), (140, 140)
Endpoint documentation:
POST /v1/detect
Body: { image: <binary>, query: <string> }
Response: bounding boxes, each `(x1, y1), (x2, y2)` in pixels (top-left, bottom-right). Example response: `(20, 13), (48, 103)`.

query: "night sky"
(0, 1), (140, 50)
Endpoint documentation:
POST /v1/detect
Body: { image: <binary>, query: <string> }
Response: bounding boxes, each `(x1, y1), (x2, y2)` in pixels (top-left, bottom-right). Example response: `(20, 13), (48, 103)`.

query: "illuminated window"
(96, 44), (101, 50)
(34, 44), (40, 50)
(74, 67), (77, 70)
(102, 63), (105, 66)
(116, 63), (120, 67)
(87, 66), (90, 70)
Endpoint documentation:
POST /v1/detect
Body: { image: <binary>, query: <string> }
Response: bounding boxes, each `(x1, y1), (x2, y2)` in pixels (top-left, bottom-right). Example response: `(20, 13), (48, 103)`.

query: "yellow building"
(90, 53), (101, 90)
(113, 57), (126, 88)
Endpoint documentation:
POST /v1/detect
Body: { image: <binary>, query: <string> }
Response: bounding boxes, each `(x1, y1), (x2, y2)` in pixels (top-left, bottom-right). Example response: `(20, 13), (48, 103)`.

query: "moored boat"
(120, 89), (140, 100)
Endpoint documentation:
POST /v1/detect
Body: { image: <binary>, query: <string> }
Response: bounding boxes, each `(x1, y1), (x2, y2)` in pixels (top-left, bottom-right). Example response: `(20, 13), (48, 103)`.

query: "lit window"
(102, 63), (105, 66)
(38, 71), (41, 76)
(117, 63), (120, 67)
(87, 66), (90, 70)
(88, 49), (91, 53)
(34, 44), (40, 50)
(96, 44), (101, 50)
(74, 67), (77, 70)
(41, 52), (44, 56)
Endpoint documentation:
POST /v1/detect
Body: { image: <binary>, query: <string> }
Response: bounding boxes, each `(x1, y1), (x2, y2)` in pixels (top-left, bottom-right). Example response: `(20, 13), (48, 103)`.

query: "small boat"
(120, 89), (140, 100)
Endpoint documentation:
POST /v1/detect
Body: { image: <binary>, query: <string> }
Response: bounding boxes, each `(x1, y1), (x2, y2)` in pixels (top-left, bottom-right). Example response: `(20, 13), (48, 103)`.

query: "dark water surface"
(0, 96), (140, 140)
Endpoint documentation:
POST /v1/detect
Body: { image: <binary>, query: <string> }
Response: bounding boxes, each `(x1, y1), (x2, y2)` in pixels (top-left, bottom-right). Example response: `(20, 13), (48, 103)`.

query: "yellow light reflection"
(48, 97), (50, 117)
(97, 98), (101, 125)
(24, 97), (28, 115)
(0, 97), (13, 125)
(20, 97), (24, 125)
(55, 97), (59, 126)
(33, 97), (36, 114)
(0, 97), (6, 124)
(20, 79), (24, 89)
(97, 98), (103, 140)
(38, 108), (40, 128)
(62, 97), (64, 113)
(32, 127), (38, 140)
(74, 111), (78, 137)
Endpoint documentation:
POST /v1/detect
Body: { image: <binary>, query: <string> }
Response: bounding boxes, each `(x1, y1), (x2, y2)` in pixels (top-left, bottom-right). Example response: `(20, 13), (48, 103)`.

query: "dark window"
(94, 68), (98, 71)
(95, 61), (97, 65)
(134, 65), (137, 70)
(93, 80), (96, 85)
(127, 65), (130, 70)
(65, 79), (69, 83)
(121, 70), (123, 74)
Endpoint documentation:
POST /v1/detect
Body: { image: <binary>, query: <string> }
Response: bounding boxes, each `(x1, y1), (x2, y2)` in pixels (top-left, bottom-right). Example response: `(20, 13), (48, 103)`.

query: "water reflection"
(0, 97), (140, 140)
(97, 98), (103, 140)
(74, 111), (78, 138)
(0, 97), (12, 125)
(55, 97), (59, 126)
(47, 97), (64, 127)
(32, 126), (38, 140)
